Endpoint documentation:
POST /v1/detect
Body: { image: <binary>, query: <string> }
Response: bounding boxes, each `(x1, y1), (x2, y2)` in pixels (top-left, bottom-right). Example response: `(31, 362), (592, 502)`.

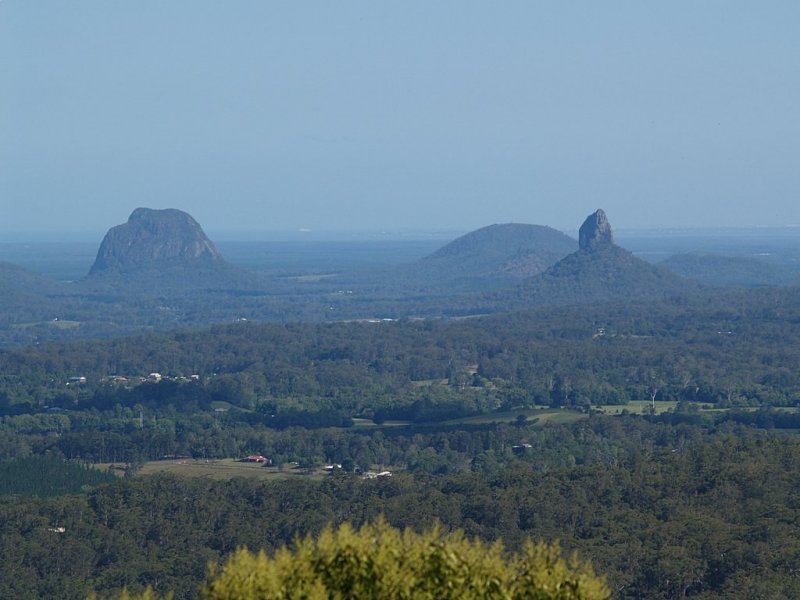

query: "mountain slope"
(0, 262), (70, 335)
(502, 210), (703, 306)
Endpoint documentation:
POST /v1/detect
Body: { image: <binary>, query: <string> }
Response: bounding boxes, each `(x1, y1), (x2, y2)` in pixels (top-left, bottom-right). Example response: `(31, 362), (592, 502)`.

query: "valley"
(2, 209), (800, 598)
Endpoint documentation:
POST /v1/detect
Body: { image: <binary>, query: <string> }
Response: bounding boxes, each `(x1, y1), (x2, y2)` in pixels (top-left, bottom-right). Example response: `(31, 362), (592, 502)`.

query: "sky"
(2, 1), (800, 238)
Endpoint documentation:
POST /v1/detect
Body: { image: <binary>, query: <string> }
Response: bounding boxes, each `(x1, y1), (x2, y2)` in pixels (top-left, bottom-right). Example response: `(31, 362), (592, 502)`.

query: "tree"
(203, 519), (609, 600)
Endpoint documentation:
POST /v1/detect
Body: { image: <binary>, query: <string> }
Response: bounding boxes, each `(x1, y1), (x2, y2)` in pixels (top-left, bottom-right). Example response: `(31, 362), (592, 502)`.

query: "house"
(240, 455), (270, 464)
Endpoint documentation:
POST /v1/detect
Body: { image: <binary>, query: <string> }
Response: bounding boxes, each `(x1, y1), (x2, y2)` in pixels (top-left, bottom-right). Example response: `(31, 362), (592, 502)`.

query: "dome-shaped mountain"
(420, 223), (576, 280)
(85, 207), (265, 294)
(89, 208), (223, 275)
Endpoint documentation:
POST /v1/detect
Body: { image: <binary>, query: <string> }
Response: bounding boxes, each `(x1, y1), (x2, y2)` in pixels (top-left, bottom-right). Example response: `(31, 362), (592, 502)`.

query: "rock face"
(578, 209), (614, 251)
(90, 208), (223, 274)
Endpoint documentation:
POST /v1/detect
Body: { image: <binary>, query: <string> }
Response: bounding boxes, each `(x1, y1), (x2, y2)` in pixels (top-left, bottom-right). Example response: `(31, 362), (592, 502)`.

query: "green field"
(596, 400), (679, 415)
(12, 319), (82, 330)
(135, 459), (327, 480)
(353, 408), (588, 429)
(99, 405), (800, 482)
(441, 407), (587, 427)
(352, 418), (412, 428)
(594, 401), (800, 416)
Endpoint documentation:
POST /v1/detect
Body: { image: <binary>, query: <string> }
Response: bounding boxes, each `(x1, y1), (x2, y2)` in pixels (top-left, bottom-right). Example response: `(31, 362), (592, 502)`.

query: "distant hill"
(421, 223), (576, 278)
(337, 223), (577, 300)
(368, 223), (578, 295)
(0, 262), (64, 323)
(0, 261), (63, 296)
(660, 253), (800, 287)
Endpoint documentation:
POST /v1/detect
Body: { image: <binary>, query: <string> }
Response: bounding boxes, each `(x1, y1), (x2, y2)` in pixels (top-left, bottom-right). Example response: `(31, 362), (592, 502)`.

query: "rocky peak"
(578, 209), (614, 252)
(89, 208), (223, 274)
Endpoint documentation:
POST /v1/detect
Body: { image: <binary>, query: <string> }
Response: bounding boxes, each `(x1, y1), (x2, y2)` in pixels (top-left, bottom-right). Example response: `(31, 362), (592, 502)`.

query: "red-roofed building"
(240, 455), (270, 464)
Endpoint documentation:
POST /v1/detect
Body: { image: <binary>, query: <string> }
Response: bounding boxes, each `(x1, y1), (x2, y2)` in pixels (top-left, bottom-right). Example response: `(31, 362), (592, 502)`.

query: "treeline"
(2, 292), (800, 418)
(4, 388), (799, 472)
(0, 455), (115, 496)
(0, 408), (634, 470)
(1, 421), (799, 599)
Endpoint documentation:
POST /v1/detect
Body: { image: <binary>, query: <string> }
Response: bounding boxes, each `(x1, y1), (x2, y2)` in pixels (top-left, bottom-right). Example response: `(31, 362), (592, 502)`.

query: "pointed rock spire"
(578, 209), (614, 252)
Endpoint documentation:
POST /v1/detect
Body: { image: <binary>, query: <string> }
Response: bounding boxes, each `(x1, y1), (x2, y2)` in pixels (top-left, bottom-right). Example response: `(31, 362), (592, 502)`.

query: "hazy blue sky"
(2, 1), (799, 237)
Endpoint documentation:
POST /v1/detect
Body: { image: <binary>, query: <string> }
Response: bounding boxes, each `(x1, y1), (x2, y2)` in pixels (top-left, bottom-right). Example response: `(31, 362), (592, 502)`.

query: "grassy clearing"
(93, 463), (127, 477)
(597, 400), (679, 415)
(410, 379), (450, 388)
(442, 408), (587, 427)
(210, 400), (236, 411)
(48, 319), (82, 330)
(533, 410), (590, 425)
(135, 458), (327, 480)
(597, 402), (800, 416)
(355, 408), (589, 429)
(351, 418), (411, 428)
(286, 273), (338, 282)
(12, 319), (82, 330)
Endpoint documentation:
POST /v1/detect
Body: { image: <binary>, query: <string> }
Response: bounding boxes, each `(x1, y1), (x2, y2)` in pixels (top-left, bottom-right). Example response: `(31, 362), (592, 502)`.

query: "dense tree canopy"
(203, 520), (608, 600)
(2, 421), (800, 599)
(3, 294), (800, 424)
(3, 286), (800, 599)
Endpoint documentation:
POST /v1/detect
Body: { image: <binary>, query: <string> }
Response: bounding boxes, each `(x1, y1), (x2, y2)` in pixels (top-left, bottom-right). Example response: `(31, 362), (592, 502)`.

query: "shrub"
(204, 519), (608, 600)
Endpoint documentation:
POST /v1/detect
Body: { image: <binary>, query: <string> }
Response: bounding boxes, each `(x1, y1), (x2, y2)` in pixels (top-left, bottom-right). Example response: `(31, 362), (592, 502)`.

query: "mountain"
(578, 208), (614, 250)
(503, 210), (702, 306)
(377, 223), (578, 295)
(421, 223), (576, 278)
(89, 208), (223, 275)
(82, 207), (269, 312)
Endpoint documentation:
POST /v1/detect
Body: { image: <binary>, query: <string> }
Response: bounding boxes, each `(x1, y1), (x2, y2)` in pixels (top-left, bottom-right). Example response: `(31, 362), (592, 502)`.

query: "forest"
(3, 290), (800, 417)
(2, 279), (800, 598)
(2, 419), (800, 599)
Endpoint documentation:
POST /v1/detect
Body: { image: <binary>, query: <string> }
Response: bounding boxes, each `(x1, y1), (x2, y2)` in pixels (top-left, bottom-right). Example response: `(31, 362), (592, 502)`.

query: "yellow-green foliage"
(203, 519), (609, 600)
